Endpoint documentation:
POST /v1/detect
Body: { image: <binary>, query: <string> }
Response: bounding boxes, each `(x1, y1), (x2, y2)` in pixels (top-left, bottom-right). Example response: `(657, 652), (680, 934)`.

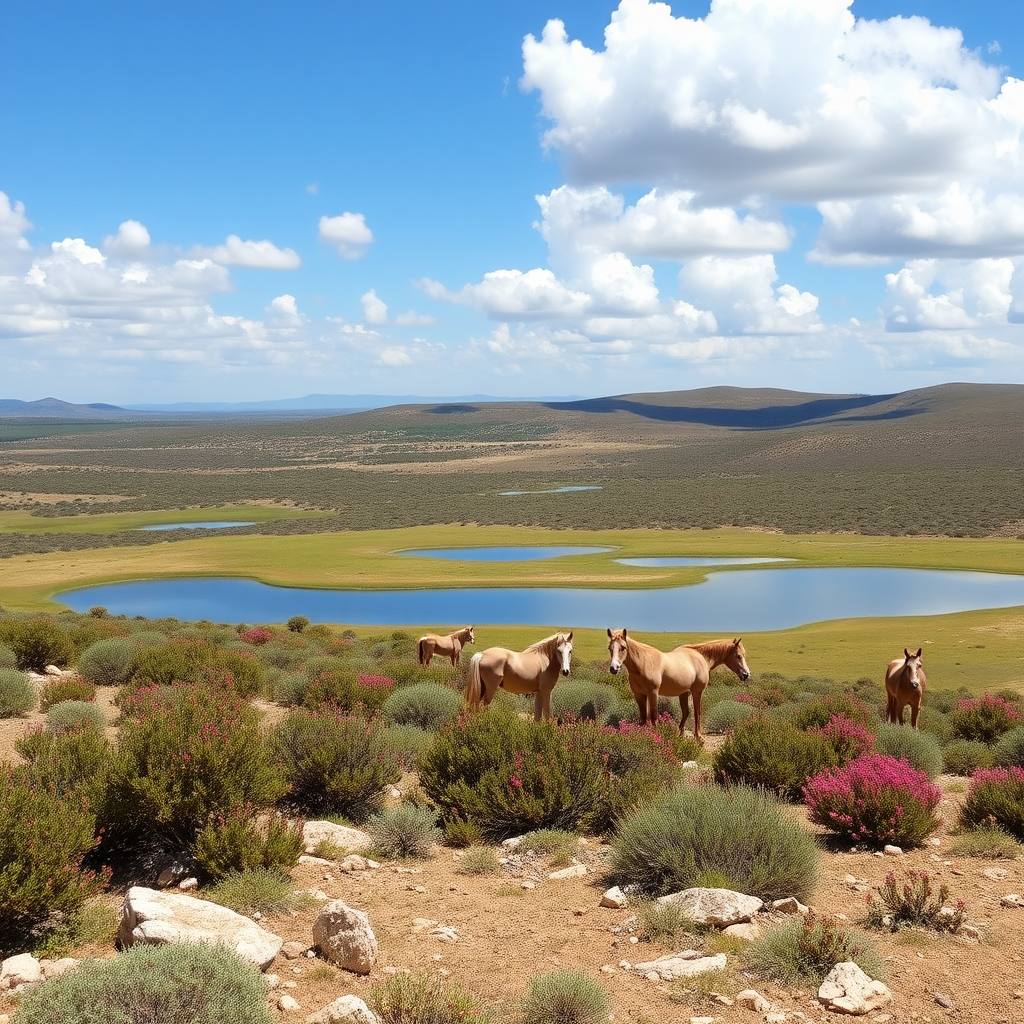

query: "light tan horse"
(417, 626), (475, 667)
(465, 632), (573, 722)
(885, 647), (926, 728)
(607, 629), (752, 743)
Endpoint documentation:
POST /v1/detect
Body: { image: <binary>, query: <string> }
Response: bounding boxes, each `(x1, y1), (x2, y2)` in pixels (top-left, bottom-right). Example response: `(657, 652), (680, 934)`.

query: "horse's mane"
(526, 632), (566, 653)
(452, 625), (473, 639)
(624, 634), (662, 676)
(687, 638), (737, 663)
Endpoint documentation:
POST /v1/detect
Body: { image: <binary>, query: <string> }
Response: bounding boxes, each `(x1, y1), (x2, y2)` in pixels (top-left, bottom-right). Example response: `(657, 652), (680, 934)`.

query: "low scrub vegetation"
(865, 869), (965, 932)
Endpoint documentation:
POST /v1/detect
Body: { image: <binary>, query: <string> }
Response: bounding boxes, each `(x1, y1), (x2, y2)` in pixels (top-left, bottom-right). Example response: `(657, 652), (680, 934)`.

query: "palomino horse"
(607, 629), (751, 743)
(465, 632), (573, 722)
(417, 626), (475, 667)
(885, 647), (926, 728)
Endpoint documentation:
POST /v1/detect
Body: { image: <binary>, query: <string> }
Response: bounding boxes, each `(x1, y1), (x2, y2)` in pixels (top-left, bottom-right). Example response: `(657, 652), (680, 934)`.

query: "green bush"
(0, 765), (108, 937)
(713, 715), (838, 800)
(16, 723), (110, 805)
(958, 767), (1024, 839)
(866, 869), (965, 932)
(521, 828), (580, 866)
(0, 643), (17, 668)
(926, 687), (974, 715)
(381, 682), (463, 732)
(10, 942), (273, 1024)
(129, 639), (262, 697)
(550, 680), (619, 723)
(304, 667), (393, 716)
(949, 694), (1022, 743)
(994, 726), (1024, 769)
(76, 637), (138, 687)
(40, 674), (96, 709)
(457, 846), (500, 875)
(102, 683), (287, 847)
(194, 806), (304, 879)
(747, 914), (888, 986)
(419, 710), (603, 841)
(0, 667), (35, 717)
(258, 642), (306, 671)
(0, 617), (75, 671)
(272, 670), (308, 706)
(383, 724), (434, 768)
(369, 971), (494, 1024)
(46, 700), (106, 734)
(792, 693), (872, 730)
(271, 707), (402, 821)
(942, 739), (995, 776)
(610, 783), (819, 901)
(367, 804), (442, 859)
(203, 867), (306, 917)
(702, 699), (756, 735)
(520, 970), (609, 1024)
(286, 615), (310, 633)
(947, 824), (1022, 859)
(873, 722), (943, 778)
(444, 818), (484, 848)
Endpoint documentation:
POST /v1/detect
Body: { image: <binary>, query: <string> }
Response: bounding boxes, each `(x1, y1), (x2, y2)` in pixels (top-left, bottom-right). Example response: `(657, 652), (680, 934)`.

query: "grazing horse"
(885, 647), (926, 728)
(607, 630), (751, 743)
(465, 632), (573, 722)
(417, 626), (475, 667)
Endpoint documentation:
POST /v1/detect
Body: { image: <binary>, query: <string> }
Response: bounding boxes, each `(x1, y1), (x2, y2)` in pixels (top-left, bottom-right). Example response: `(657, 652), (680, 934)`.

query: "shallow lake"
(60, 567), (1024, 632)
(499, 486), (602, 495)
(137, 521), (257, 531)
(402, 546), (612, 561)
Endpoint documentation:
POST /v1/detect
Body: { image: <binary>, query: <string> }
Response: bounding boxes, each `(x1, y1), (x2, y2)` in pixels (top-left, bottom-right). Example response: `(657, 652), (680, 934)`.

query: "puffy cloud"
(319, 212), (374, 259)
(0, 191), (32, 245)
(440, 268), (593, 319)
(521, 0), (1018, 206)
(586, 253), (659, 315)
(361, 289), (389, 325)
(103, 220), (151, 256)
(196, 234), (301, 269)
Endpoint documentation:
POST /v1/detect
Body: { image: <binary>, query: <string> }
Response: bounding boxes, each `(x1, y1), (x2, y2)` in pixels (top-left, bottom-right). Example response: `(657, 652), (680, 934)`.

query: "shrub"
(747, 914), (887, 986)
(272, 708), (402, 821)
(521, 828), (580, 866)
(638, 898), (690, 945)
(521, 970), (609, 1024)
(0, 668), (35, 717)
(458, 846), (500, 874)
(272, 670), (309, 706)
(32, 901), (119, 960)
(16, 724), (110, 804)
(702, 699), (756, 735)
(369, 972), (493, 1024)
(958, 766), (1024, 839)
(419, 711), (603, 841)
(0, 643), (18, 668)
(39, 674), (95, 710)
(383, 724), (434, 769)
(550, 680), (619, 723)
(610, 783), (819, 901)
(194, 806), (304, 879)
(793, 694), (872, 731)
(238, 627), (273, 646)
(949, 694), (1022, 743)
(381, 682), (463, 732)
(258, 642), (306, 671)
(46, 700), (106, 734)
(0, 617), (74, 671)
(713, 715), (838, 800)
(102, 683), (287, 846)
(941, 739), (995, 776)
(444, 818), (484, 848)
(0, 766), (107, 937)
(204, 867), (306, 917)
(287, 615), (310, 633)
(994, 725), (1024, 769)
(367, 804), (442, 859)
(866, 869), (965, 932)
(947, 824), (1022, 859)
(76, 637), (138, 687)
(810, 715), (875, 765)
(10, 942), (273, 1024)
(304, 669), (394, 716)
(803, 754), (941, 848)
(872, 722), (943, 778)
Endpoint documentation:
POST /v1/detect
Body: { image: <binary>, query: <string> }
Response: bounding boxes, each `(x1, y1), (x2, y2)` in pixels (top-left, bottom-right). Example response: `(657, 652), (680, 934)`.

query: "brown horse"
(417, 625), (475, 667)
(885, 647), (926, 728)
(465, 631), (573, 722)
(607, 629), (751, 743)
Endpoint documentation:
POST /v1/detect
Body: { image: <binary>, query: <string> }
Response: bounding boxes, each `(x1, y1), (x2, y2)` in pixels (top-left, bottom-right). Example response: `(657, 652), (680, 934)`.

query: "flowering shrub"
(16, 722), (110, 805)
(958, 766), (1024, 839)
(810, 715), (875, 765)
(949, 694), (1022, 743)
(194, 805), (304, 879)
(866, 869), (965, 932)
(803, 754), (941, 848)
(239, 627), (273, 646)
(0, 616), (75, 671)
(794, 694), (873, 731)
(130, 639), (263, 697)
(40, 674), (96, 709)
(304, 669), (395, 716)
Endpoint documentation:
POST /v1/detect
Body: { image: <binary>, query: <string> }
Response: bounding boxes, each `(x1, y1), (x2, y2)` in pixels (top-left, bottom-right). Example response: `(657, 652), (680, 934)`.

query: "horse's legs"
(910, 699), (920, 729)
(691, 685), (704, 745)
(885, 692), (895, 724)
(646, 691), (658, 725)
(535, 684), (553, 723)
(633, 693), (647, 725)
(678, 694), (690, 736)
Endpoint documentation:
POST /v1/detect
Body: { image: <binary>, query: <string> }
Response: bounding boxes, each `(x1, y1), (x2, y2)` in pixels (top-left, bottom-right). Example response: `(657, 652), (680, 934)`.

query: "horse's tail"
(417, 637), (428, 666)
(465, 653), (483, 711)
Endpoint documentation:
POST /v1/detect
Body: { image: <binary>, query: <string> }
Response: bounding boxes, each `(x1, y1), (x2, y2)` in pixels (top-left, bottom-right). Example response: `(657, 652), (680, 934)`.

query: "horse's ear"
(734, 637), (742, 647)
(567, 631), (573, 641)
(904, 648), (912, 659)
(915, 648), (922, 658)
(607, 628), (613, 638)
(622, 628), (627, 639)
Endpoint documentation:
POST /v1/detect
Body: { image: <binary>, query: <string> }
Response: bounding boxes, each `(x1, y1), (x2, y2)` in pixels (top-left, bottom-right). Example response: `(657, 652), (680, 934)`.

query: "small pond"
(616, 556), (793, 567)
(401, 546), (613, 562)
(499, 486), (602, 495)
(60, 567), (1024, 632)
(137, 521), (257, 531)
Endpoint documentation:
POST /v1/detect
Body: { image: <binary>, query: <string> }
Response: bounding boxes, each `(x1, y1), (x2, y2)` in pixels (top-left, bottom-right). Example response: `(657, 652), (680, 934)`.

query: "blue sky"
(1, 0), (1022, 404)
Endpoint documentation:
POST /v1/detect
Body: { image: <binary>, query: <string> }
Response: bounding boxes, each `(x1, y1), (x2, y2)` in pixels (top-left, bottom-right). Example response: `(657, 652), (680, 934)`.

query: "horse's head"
(466, 626), (475, 645)
(727, 638), (751, 682)
(555, 631), (573, 676)
(607, 628), (628, 675)
(903, 647), (924, 690)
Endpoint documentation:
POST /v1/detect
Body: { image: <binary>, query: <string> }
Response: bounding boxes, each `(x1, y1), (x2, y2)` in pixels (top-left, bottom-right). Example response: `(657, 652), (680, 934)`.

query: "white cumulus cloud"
(196, 234), (301, 270)
(361, 289), (389, 325)
(319, 212), (374, 259)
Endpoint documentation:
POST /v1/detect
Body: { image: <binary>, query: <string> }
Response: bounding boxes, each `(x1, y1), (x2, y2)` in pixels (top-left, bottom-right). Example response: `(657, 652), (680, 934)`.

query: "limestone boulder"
(0, 953), (42, 991)
(118, 886), (283, 970)
(818, 962), (894, 1015)
(312, 901), (378, 974)
(656, 887), (763, 926)
(632, 951), (726, 982)
(303, 821), (371, 855)
(306, 994), (380, 1024)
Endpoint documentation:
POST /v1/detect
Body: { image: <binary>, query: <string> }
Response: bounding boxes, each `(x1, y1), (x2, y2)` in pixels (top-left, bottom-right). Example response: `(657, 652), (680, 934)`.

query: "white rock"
(1, 954), (42, 991)
(601, 886), (629, 909)
(39, 958), (77, 980)
(43, 664), (64, 676)
(430, 925), (459, 942)
(632, 952), (726, 982)
(178, 877), (199, 891)
(266, 974), (281, 989)
(772, 897), (809, 916)
(312, 901), (378, 974)
(279, 994), (301, 1012)
(283, 941), (309, 960)
(883, 845), (903, 856)
(681, 761), (700, 769)
(303, 821), (372, 855)
(340, 855), (369, 873)
(1000, 894), (1024, 909)
(656, 887), (763, 926)
(502, 836), (525, 848)
(117, 887), (283, 970)
(548, 864), (588, 880)
(818, 962), (893, 1015)
(735, 989), (771, 1012)
(722, 921), (761, 940)
(521, 881), (536, 889)
(959, 924), (981, 939)
(691, 1017), (716, 1024)
(983, 867), (1009, 881)
(306, 994), (380, 1024)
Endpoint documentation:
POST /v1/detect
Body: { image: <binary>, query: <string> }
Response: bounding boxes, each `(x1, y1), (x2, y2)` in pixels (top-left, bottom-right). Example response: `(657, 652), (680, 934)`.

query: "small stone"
(429, 926), (459, 942)
(772, 897), (809, 916)
(600, 965), (616, 974)
(735, 989), (771, 1012)
(178, 877), (199, 891)
(601, 886), (628, 909)
(340, 855), (369, 873)
(548, 864), (587, 880)
(1012, 987), (1024, 999)
(959, 924), (981, 939)
(306, 950), (316, 958)
(266, 974), (280, 989)
(934, 993), (954, 1009)
(983, 867), (1010, 881)
(521, 881), (536, 890)
(844, 874), (858, 887)
(502, 836), (524, 849)
(1000, 894), (1023, 909)
(691, 1017), (716, 1024)
(883, 845), (903, 856)
(711, 993), (734, 1006)
(722, 921), (761, 940)
(283, 941), (308, 960)
(629, 936), (639, 944)
(765, 1015), (788, 1023)
(681, 760), (699, 769)
(390, 788), (401, 798)
(304, 994), (379, 1024)
(929, 838), (941, 846)
(411, 918), (439, 933)
(619, 960), (632, 969)
(279, 994), (301, 1011)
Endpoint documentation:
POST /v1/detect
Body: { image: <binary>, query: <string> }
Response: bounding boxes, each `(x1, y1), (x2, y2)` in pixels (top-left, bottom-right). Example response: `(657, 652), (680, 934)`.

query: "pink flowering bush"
(303, 669), (395, 716)
(803, 754), (941, 848)
(949, 694), (1022, 743)
(238, 627), (273, 647)
(810, 715), (876, 766)
(958, 766), (1024, 839)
